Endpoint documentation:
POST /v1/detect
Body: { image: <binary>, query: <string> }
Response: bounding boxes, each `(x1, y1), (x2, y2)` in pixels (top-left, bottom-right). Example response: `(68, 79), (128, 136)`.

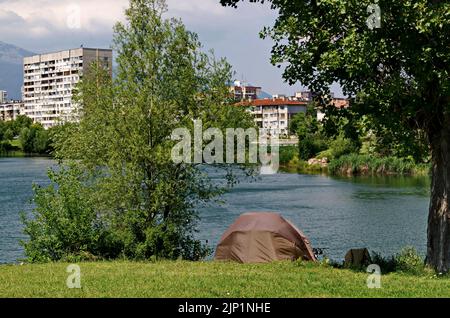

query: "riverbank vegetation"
(1, 258), (448, 298)
(0, 115), (53, 156)
(281, 104), (431, 176)
(328, 155), (430, 176)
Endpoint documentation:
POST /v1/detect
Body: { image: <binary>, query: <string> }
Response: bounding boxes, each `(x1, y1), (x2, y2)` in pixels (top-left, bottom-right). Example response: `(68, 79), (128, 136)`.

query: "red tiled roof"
(237, 99), (308, 107)
(332, 98), (349, 108)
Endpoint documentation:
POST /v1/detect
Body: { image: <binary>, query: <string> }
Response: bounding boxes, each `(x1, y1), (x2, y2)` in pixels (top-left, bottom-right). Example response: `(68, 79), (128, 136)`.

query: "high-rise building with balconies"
(0, 90), (7, 104)
(23, 47), (112, 129)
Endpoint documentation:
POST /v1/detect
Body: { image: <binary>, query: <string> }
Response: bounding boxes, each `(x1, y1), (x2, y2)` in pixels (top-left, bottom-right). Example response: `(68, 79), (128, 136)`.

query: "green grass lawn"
(0, 260), (449, 298)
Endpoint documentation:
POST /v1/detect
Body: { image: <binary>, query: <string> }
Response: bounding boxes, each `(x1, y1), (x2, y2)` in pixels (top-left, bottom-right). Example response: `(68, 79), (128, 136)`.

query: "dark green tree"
(12, 115), (33, 136)
(222, 0), (449, 272)
(3, 128), (14, 141)
(19, 124), (49, 154)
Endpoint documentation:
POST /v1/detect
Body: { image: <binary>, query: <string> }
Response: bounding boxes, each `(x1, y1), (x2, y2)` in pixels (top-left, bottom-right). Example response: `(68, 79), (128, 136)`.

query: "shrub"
(298, 134), (328, 160)
(279, 145), (298, 164)
(0, 141), (18, 153)
(371, 252), (397, 274)
(369, 247), (431, 275)
(20, 165), (120, 262)
(328, 136), (358, 159)
(395, 247), (426, 275)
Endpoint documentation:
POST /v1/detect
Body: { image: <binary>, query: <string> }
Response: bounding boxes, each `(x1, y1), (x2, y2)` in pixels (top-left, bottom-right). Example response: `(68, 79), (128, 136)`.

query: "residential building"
(230, 81), (262, 101)
(0, 101), (24, 121)
(239, 98), (308, 136)
(294, 91), (314, 102)
(0, 90), (7, 104)
(23, 47), (113, 129)
(317, 98), (350, 121)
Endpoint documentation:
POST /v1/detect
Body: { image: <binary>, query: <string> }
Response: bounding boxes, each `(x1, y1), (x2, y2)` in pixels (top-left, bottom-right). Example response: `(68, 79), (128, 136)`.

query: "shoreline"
(0, 153), (52, 158)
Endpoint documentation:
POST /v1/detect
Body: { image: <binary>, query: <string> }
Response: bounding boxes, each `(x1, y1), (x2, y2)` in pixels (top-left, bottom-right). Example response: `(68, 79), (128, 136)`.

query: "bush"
(395, 247), (426, 275)
(20, 165), (121, 262)
(279, 145), (298, 164)
(0, 141), (18, 153)
(328, 136), (358, 159)
(369, 247), (430, 275)
(298, 134), (328, 160)
(371, 252), (397, 274)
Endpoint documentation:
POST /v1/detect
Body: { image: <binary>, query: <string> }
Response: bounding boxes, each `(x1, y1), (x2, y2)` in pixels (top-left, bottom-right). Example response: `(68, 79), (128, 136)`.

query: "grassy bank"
(0, 140), (49, 158)
(0, 260), (449, 298)
(279, 146), (430, 176)
(329, 154), (430, 176)
(279, 145), (328, 174)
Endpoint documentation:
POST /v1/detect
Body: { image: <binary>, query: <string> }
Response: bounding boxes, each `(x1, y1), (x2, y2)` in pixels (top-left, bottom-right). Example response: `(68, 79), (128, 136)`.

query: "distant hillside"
(0, 41), (35, 100)
(257, 90), (273, 99)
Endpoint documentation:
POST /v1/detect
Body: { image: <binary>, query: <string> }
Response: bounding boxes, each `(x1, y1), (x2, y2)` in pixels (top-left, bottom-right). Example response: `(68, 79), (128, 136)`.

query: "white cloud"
(0, 0), (127, 36)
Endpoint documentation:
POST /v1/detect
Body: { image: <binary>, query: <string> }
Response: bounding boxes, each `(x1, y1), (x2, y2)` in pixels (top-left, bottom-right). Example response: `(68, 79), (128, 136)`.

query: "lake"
(0, 157), (430, 263)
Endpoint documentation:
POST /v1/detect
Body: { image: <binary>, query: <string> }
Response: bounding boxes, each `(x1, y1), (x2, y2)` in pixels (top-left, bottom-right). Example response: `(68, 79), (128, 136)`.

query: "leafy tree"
(19, 127), (32, 153)
(23, 0), (254, 262)
(298, 133), (328, 160)
(19, 124), (49, 154)
(3, 128), (14, 141)
(11, 115), (33, 136)
(222, 0), (449, 272)
(289, 104), (328, 160)
(289, 104), (319, 137)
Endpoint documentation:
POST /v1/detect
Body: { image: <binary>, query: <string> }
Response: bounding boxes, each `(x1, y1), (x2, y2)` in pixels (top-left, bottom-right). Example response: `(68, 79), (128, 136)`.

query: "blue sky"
(0, 0), (343, 96)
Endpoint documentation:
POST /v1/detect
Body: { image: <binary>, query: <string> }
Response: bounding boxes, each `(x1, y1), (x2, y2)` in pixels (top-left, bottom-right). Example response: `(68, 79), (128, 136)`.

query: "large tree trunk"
(427, 126), (450, 273)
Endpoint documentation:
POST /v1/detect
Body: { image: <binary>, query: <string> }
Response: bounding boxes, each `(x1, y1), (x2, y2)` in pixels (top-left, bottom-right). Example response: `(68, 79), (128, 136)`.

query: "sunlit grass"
(0, 260), (448, 298)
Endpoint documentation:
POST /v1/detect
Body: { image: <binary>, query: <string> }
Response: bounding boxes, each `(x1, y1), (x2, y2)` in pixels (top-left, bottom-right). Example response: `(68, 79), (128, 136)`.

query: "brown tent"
(215, 212), (316, 263)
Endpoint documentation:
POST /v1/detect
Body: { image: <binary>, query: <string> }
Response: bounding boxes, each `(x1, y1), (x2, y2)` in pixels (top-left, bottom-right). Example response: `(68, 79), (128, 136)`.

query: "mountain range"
(0, 41), (35, 100)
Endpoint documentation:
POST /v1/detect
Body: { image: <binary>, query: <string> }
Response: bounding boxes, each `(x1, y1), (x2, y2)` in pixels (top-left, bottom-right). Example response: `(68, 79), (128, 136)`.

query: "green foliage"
(0, 140), (18, 153)
(3, 128), (14, 141)
(395, 247), (426, 275)
(289, 106), (329, 160)
(11, 115), (33, 135)
(318, 135), (358, 160)
(0, 116), (53, 155)
(23, 0), (253, 263)
(371, 247), (430, 276)
(370, 252), (397, 274)
(19, 124), (51, 154)
(289, 104), (318, 137)
(279, 145), (297, 164)
(20, 165), (120, 262)
(329, 154), (430, 176)
(299, 133), (328, 160)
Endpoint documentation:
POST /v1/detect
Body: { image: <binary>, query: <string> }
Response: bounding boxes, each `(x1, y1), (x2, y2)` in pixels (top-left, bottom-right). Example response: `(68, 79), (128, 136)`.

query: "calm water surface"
(0, 158), (430, 263)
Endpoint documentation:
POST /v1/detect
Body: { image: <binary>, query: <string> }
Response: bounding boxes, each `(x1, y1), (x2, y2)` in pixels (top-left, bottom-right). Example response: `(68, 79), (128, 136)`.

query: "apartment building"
(23, 47), (113, 129)
(0, 101), (24, 121)
(230, 81), (262, 101)
(239, 98), (308, 136)
(0, 90), (7, 104)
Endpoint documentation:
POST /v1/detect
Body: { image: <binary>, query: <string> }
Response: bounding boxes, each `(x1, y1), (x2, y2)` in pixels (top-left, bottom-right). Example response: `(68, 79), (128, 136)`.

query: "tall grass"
(328, 154), (430, 176)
